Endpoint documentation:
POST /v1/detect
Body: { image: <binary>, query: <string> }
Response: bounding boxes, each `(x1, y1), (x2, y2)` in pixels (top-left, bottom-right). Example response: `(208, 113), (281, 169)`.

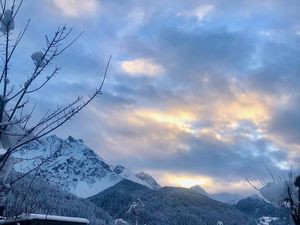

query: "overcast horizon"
(12, 0), (300, 195)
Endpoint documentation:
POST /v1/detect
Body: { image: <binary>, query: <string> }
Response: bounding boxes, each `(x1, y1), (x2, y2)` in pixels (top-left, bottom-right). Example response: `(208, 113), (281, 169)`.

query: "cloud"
(268, 96), (300, 146)
(135, 109), (197, 134)
(77, 93), (288, 184)
(247, 39), (300, 94)
(51, 0), (99, 18)
(120, 58), (165, 77)
(179, 4), (215, 21)
(13, 0), (300, 194)
(193, 4), (215, 21)
(216, 92), (270, 125)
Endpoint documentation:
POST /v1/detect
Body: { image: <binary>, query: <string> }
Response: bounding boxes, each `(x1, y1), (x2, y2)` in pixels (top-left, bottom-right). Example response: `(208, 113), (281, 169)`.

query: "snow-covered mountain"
(135, 172), (161, 190)
(12, 135), (160, 198)
(190, 185), (209, 196)
(210, 192), (244, 204)
(190, 185), (243, 204)
(112, 165), (160, 189)
(90, 180), (256, 225)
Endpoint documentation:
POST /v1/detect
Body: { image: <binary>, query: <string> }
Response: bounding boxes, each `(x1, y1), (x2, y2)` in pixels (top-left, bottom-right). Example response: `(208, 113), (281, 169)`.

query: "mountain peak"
(190, 185), (209, 196)
(14, 134), (120, 198)
(113, 165), (126, 175)
(111, 165), (161, 190)
(13, 135), (160, 198)
(67, 135), (76, 142)
(136, 172), (161, 190)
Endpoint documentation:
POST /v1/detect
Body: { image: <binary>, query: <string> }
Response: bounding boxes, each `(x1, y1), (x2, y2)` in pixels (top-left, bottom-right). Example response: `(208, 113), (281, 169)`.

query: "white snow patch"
(26, 214), (89, 223)
(0, 9), (15, 34)
(70, 176), (121, 198)
(31, 52), (46, 67)
(257, 216), (279, 225)
(114, 219), (128, 225)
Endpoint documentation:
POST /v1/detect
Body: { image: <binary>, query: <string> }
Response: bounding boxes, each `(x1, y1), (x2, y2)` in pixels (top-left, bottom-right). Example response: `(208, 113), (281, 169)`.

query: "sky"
(9, 0), (300, 195)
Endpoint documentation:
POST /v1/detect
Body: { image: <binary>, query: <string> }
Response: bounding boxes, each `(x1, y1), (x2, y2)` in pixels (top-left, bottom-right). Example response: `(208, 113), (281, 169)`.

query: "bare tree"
(0, 0), (111, 215)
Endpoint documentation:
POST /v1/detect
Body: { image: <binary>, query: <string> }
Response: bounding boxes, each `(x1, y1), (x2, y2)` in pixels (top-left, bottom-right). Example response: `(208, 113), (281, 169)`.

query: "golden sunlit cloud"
(51, 0), (99, 18)
(162, 173), (214, 188)
(87, 105), (191, 157)
(133, 91), (270, 143)
(121, 58), (165, 77)
(194, 93), (269, 142)
(135, 109), (197, 134)
(152, 171), (260, 195)
(217, 93), (269, 125)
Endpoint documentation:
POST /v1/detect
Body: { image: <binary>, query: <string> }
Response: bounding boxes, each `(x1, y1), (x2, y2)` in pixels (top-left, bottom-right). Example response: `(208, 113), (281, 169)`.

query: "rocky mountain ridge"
(12, 135), (160, 198)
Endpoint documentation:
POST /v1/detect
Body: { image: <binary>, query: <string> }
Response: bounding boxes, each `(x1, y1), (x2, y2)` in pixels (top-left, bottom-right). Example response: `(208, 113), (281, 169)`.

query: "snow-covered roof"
(28, 214), (89, 223)
(0, 214), (89, 224)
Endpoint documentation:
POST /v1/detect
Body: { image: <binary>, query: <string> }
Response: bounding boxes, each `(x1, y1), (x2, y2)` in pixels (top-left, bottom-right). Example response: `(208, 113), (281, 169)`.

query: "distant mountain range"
(12, 135), (160, 198)
(9, 135), (293, 225)
(187, 185), (292, 224)
(89, 179), (256, 225)
(189, 186), (292, 224)
(6, 173), (291, 225)
(190, 185), (244, 204)
(12, 134), (243, 201)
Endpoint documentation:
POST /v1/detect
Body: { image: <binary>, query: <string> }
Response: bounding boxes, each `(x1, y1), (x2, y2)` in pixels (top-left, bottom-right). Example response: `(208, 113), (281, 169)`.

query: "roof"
(0, 214), (89, 224)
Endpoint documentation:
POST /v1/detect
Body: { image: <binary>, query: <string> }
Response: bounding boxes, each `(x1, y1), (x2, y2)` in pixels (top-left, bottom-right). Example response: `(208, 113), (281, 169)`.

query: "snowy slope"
(210, 192), (244, 204)
(257, 216), (279, 225)
(190, 185), (243, 204)
(112, 165), (161, 189)
(12, 135), (160, 198)
(190, 185), (209, 196)
(136, 171), (161, 189)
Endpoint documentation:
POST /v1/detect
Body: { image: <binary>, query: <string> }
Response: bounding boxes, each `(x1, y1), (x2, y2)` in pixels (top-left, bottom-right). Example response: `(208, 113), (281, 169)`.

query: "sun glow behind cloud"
(135, 109), (197, 134)
(155, 172), (260, 194)
(130, 91), (270, 143)
(122, 91), (271, 150)
(162, 174), (214, 188)
(217, 93), (270, 125)
(193, 92), (270, 142)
